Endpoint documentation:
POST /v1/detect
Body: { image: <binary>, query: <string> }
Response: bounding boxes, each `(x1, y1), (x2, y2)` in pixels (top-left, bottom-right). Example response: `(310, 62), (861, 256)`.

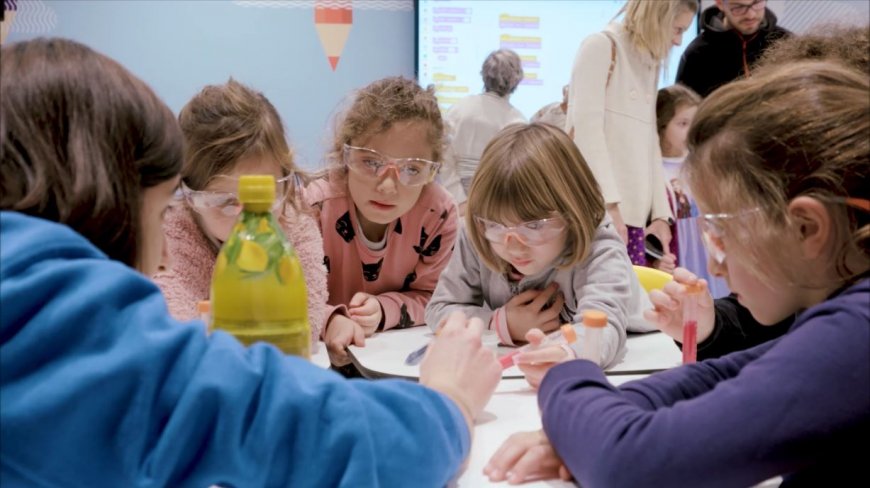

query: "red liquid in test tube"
(682, 283), (703, 364)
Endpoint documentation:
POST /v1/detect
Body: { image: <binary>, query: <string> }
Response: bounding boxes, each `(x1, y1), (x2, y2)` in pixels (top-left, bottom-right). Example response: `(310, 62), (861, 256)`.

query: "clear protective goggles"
(180, 174), (294, 217)
(474, 216), (566, 247)
(343, 144), (440, 187)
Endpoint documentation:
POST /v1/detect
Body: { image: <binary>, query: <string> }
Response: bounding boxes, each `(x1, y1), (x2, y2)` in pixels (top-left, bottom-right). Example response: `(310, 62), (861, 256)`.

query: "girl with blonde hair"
(426, 122), (653, 385)
(566, 0), (698, 266)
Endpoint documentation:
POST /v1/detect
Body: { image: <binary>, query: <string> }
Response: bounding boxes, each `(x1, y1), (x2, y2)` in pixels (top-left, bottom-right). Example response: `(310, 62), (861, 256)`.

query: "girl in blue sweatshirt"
(0, 38), (501, 487)
(485, 61), (869, 488)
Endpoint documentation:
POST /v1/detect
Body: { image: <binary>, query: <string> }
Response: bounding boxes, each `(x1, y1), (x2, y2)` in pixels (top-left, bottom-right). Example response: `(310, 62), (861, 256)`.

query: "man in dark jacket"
(676, 0), (790, 97)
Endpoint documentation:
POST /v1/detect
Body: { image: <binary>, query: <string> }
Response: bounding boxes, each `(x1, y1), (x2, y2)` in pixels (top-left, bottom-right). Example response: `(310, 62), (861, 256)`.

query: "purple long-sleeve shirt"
(539, 279), (869, 488)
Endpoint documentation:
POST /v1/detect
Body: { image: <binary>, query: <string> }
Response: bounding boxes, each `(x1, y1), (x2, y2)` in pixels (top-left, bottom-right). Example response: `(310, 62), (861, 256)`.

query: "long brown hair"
(0, 38), (182, 267)
(686, 60), (869, 286)
(178, 78), (302, 210)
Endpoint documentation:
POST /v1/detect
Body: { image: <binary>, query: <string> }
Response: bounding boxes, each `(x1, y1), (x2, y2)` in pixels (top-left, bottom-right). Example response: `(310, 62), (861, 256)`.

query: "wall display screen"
(416, 0), (698, 117)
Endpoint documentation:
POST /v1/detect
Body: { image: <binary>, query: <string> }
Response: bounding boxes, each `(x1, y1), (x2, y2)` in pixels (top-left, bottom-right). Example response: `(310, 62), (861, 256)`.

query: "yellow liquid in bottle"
(211, 212), (310, 358)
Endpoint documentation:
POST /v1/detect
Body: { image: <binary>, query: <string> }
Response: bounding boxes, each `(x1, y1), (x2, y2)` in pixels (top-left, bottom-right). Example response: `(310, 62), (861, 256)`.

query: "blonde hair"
(465, 123), (606, 274)
(621, 0), (699, 62)
(178, 78), (301, 210)
(323, 76), (446, 182)
(686, 61), (869, 288)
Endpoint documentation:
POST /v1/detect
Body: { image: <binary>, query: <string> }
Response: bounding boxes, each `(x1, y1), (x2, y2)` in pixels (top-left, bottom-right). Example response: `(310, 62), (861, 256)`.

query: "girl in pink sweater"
(304, 77), (458, 365)
(153, 79), (328, 345)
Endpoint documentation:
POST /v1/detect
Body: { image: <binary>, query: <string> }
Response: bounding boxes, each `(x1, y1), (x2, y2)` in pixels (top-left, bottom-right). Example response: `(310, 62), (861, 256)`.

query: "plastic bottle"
(210, 175), (310, 358)
(682, 282), (703, 364)
(579, 310), (607, 363)
(498, 324), (577, 370)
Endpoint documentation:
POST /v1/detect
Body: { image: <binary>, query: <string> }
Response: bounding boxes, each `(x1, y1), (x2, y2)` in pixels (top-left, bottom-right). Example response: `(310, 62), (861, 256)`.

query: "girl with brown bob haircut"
(427, 122), (654, 384)
(153, 79), (329, 346)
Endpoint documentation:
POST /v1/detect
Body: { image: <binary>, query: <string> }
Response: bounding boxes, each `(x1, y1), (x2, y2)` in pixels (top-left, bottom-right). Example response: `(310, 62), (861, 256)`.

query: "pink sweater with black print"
(153, 202), (329, 344)
(303, 178), (458, 330)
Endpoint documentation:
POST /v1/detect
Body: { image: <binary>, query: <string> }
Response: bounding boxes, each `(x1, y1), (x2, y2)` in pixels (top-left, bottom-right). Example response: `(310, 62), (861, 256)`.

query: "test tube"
(682, 283), (703, 364)
(579, 310), (607, 363)
(498, 324), (577, 370)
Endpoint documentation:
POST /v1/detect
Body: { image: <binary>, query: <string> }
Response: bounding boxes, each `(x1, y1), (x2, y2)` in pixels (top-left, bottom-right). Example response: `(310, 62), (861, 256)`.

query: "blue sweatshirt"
(539, 279), (869, 488)
(0, 212), (469, 487)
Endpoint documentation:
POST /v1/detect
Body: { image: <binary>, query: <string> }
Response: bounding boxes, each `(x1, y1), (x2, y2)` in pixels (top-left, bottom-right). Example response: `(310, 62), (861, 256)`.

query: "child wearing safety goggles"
(486, 61), (869, 487)
(302, 77), (458, 371)
(153, 79), (328, 346)
(426, 122), (654, 386)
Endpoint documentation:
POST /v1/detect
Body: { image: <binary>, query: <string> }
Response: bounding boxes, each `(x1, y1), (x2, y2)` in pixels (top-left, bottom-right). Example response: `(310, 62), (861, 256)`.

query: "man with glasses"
(676, 0), (790, 97)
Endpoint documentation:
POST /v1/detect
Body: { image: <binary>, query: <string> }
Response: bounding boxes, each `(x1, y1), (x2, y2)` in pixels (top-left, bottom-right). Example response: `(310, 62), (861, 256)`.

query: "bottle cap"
(238, 175), (276, 205)
(582, 310), (607, 328)
(560, 324), (577, 343)
(685, 282), (704, 294)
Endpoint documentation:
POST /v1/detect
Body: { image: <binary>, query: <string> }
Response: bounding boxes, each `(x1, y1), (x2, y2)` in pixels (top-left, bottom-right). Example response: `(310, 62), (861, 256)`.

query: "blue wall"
(5, 0), (415, 169)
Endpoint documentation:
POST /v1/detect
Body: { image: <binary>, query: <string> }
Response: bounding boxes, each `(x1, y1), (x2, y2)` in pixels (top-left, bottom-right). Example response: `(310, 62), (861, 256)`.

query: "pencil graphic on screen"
(314, 0), (353, 71)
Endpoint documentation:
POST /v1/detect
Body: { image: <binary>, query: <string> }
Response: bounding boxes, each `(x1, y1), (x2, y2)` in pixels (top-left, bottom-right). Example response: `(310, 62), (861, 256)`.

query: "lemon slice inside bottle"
(237, 240), (268, 272)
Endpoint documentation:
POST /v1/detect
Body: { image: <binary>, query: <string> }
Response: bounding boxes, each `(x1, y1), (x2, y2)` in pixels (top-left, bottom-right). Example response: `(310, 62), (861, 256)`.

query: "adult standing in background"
(676, 0), (790, 98)
(567, 0), (698, 265)
(530, 84), (569, 131)
(441, 49), (526, 213)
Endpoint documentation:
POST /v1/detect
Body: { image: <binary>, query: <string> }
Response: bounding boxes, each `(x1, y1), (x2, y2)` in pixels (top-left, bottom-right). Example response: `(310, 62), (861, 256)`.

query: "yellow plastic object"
(210, 175), (311, 358)
(632, 265), (673, 293)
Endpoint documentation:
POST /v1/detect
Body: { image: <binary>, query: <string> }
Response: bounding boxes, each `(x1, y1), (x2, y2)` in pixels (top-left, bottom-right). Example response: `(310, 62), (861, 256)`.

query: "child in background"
(304, 76), (458, 367)
(486, 61), (869, 487)
(1, 38), (501, 487)
(426, 122), (654, 386)
(654, 83), (730, 296)
(153, 79), (329, 345)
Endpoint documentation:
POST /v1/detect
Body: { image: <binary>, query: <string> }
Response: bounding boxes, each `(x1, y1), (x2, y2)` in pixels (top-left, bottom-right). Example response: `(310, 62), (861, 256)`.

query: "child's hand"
(505, 283), (564, 342)
(644, 267), (716, 343)
(348, 292), (382, 336)
(646, 219), (673, 252)
(324, 314), (366, 366)
(420, 312), (501, 431)
(651, 252), (677, 274)
(484, 430), (572, 484)
(514, 328), (573, 389)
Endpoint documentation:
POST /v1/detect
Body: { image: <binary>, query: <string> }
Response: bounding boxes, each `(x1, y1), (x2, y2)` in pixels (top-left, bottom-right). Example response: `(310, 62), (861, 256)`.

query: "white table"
(453, 376), (646, 487)
(347, 327), (681, 380)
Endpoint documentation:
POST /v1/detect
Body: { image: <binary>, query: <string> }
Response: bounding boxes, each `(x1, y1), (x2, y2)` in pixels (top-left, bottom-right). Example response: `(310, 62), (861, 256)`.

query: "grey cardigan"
(425, 217), (653, 368)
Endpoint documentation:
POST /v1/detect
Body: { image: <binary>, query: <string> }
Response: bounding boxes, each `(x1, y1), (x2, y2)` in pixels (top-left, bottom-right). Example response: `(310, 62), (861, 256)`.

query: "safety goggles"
(180, 174), (294, 217)
(343, 144), (440, 187)
(698, 197), (869, 265)
(474, 216), (566, 247)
